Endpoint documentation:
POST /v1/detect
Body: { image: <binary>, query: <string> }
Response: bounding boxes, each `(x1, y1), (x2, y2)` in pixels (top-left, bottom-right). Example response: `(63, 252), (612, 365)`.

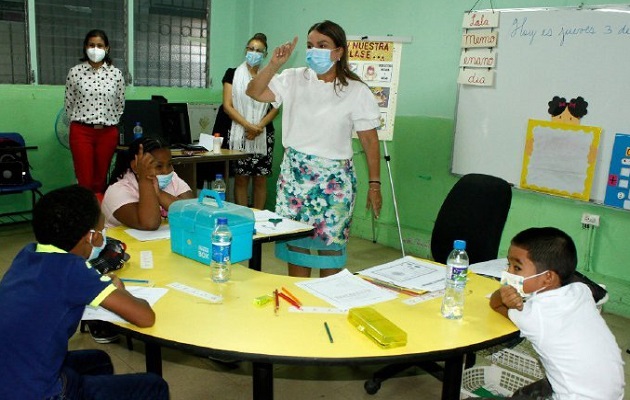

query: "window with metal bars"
(0, 0), (28, 84)
(134, 0), (208, 87)
(35, 0), (127, 85)
(0, 0), (209, 87)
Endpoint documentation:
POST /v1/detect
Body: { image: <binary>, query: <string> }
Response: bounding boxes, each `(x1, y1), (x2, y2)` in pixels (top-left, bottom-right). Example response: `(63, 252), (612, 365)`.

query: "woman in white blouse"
(65, 29), (125, 197)
(247, 20), (382, 278)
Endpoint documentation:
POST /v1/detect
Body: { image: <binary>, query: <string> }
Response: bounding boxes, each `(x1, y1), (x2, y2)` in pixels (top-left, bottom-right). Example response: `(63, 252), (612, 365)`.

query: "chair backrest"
(0, 132), (26, 147)
(431, 174), (512, 264)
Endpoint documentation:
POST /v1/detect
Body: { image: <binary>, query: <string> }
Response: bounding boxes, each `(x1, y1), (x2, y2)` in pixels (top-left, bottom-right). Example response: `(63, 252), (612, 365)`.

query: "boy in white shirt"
(490, 227), (624, 399)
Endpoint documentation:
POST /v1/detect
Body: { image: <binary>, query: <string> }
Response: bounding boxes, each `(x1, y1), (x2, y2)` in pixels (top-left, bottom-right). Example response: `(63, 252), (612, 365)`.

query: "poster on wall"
(520, 119), (601, 201)
(347, 40), (402, 141)
(604, 133), (630, 210)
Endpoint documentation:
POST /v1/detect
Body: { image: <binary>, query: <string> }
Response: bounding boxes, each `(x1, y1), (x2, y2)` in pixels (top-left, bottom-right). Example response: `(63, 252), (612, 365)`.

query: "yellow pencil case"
(347, 307), (407, 349)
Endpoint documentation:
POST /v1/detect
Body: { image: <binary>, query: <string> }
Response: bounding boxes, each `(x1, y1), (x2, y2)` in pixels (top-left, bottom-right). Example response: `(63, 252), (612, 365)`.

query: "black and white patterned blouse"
(64, 62), (125, 126)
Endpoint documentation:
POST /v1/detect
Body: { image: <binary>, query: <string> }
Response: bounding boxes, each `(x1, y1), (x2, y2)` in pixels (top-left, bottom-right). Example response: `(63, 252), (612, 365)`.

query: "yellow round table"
(107, 227), (518, 400)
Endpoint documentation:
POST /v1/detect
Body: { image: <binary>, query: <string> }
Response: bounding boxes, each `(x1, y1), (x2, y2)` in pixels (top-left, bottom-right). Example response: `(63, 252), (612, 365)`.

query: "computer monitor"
(119, 100), (163, 145)
(160, 103), (192, 146)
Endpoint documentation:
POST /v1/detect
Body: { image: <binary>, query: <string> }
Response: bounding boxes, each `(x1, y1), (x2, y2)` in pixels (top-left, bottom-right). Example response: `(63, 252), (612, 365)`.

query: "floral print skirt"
(274, 147), (356, 269)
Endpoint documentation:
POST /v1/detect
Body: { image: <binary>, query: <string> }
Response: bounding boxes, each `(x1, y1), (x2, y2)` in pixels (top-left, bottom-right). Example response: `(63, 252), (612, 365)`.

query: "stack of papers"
(295, 269), (398, 310)
(358, 256), (446, 292)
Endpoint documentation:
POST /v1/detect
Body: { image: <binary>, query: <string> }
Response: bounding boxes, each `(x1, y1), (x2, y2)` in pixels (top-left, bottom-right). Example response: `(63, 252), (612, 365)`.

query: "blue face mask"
(306, 48), (335, 75)
(245, 51), (264, 67)
(88, 228), (107, 261)
(156, 171), (174, 190)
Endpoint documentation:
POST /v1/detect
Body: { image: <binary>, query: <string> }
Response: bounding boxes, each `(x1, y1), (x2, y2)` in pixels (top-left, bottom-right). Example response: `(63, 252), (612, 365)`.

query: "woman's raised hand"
(270, 36), (298, 68)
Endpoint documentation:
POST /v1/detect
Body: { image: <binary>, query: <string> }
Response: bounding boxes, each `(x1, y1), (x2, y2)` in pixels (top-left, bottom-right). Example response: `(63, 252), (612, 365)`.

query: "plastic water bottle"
(211, 217), (232, 283)
(211, 173), (226, 201)
(441, 240), (469, 319)
(133, 122), (143, 140)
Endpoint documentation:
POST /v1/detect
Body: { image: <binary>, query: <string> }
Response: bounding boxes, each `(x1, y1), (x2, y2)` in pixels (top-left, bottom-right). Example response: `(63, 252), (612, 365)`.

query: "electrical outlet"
(581, 213), (600, 227)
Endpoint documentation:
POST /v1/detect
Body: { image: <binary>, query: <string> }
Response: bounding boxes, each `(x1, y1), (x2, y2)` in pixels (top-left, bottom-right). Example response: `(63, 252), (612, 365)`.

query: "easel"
(371, 141), (405, 257)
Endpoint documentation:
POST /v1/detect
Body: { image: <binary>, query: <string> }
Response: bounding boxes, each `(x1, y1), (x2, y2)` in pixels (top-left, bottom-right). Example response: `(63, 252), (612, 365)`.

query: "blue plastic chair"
(0, 133), (43, 223)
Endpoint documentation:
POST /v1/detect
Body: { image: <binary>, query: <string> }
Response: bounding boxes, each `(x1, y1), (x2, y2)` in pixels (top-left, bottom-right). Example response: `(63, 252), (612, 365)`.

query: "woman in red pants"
(65, 29), (125, 197)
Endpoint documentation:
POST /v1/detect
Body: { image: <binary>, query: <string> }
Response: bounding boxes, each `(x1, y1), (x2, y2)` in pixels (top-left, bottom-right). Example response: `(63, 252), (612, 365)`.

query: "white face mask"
(88, 228), (107, 261)
(156, 171), (174, 190)
(501, 270), (548, 299)
(86, 47), (106, 63)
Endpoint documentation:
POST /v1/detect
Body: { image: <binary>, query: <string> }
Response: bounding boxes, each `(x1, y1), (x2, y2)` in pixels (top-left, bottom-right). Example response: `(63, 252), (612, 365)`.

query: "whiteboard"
(452, 6), (630, 203)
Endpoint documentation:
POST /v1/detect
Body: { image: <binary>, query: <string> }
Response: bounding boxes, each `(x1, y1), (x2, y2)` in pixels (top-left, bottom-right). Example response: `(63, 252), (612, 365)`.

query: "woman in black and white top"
(65, 29), (125, 197)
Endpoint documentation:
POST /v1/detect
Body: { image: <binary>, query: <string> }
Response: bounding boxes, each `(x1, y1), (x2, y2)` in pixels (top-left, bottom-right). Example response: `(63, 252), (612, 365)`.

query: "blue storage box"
(169, 189), (255, 264)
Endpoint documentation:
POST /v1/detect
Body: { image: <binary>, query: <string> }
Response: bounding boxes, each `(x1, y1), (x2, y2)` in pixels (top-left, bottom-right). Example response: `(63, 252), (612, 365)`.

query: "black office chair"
(364, 173), (512, 395)
(0, 133), (43, 224)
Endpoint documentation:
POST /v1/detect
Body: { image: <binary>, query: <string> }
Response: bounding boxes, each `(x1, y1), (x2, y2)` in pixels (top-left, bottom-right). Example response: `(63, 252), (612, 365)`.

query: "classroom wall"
(250, 0), (630, 317)
(2, 0), (629, 316)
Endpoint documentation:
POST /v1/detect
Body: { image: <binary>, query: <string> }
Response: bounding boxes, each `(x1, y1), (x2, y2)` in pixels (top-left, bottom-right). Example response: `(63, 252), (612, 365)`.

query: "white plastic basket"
(488, 348), (544, 380)
(460, 365), (534, 398)
(596, 284), (608, 313)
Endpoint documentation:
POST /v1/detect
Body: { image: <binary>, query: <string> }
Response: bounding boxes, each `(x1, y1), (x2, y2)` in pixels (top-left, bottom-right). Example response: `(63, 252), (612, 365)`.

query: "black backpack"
(0, 137), (29, 185)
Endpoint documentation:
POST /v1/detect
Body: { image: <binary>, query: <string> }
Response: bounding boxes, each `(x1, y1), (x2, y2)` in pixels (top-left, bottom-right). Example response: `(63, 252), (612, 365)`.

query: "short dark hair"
(80, 29), (113, 65)
(511, 227), (577, 285)
(32, 185), (100, 252)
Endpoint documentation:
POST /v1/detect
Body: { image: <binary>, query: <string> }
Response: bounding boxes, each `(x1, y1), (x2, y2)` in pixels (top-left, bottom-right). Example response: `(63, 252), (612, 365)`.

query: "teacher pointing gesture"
(247, 20), (382, 278)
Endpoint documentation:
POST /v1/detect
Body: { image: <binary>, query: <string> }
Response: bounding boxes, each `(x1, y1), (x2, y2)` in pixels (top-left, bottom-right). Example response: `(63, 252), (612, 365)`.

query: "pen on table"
(273, 289), (279, 315)
(281, 286), (303, 307)
(278, 292), (301, 309)
(120, 278), (150, 284)
(324, 322), (334, 343)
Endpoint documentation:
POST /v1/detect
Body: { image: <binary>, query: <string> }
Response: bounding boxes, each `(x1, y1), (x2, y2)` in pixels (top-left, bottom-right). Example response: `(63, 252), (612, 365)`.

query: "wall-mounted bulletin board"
(452, 5), (630, 203)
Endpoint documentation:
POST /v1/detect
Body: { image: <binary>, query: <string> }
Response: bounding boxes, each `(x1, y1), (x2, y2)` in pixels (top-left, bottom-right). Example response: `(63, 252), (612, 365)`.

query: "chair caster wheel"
(364, 379), (381, 395)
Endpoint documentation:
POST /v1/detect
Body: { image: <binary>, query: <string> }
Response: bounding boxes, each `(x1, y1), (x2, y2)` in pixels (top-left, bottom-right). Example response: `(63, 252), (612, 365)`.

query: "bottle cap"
(216, 173), (223, 180)
(453, 240), (466, 250)
(217, 217), (228, 225)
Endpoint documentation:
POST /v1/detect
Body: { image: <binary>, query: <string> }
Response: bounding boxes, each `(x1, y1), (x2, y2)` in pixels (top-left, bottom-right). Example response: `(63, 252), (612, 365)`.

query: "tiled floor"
(1, 221), (628, 399)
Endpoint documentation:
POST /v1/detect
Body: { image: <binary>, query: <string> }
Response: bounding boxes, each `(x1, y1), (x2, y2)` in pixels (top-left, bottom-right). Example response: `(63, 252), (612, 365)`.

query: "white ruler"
(166, 282), (223, 303)
(403, 289), (445, 305)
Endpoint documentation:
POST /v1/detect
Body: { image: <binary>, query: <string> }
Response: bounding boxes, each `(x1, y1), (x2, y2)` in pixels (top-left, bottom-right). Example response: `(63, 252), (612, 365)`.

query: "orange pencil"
(281, 286), (303, 307)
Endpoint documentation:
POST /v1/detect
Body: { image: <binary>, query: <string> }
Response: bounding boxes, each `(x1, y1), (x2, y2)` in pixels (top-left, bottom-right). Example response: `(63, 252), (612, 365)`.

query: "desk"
(171, 150), (249, 194)
(109, 228), (519, 400)
(250, 223), (314, 271)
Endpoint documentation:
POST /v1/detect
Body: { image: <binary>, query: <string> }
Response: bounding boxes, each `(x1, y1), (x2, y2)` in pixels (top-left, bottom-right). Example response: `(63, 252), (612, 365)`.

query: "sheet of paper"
(82, 286), (169, 323)
(295, 269), (397, 310)
(469, 258), (507, 279)
(198, 133), (214, 151)
(358, 256), (446, 292)
(253, 210), (312, 236)
(124, 225), (171, 241)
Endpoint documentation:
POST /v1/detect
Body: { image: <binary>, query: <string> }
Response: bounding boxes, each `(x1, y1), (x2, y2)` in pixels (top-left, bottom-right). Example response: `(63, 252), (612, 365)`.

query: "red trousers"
(69, 122), (119, 195)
